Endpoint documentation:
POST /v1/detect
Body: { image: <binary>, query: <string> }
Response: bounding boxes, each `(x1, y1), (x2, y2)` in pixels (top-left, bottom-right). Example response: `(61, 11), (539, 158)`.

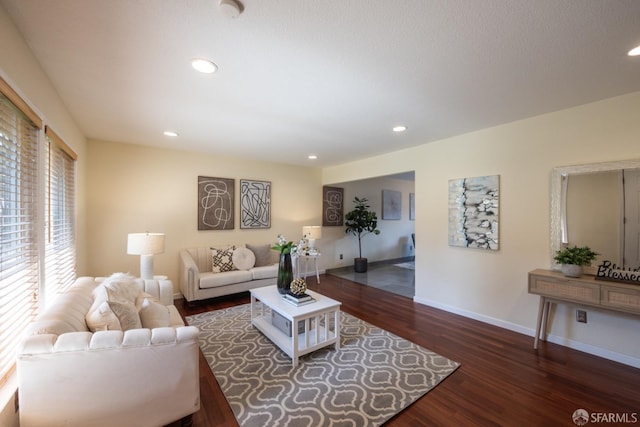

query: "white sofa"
(17, 276), (200, 427)
(179, 245), (278, 303)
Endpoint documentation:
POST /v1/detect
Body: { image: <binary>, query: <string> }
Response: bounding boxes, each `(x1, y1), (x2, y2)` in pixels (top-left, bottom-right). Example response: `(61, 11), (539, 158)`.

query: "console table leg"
(534, 296), (547, 349)
(540, 300), (550, 343)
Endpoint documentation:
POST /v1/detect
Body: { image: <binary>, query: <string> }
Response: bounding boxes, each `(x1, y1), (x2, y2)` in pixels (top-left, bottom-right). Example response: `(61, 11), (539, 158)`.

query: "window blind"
(0, 93), (40, 385)
(44, 127), (76, 305)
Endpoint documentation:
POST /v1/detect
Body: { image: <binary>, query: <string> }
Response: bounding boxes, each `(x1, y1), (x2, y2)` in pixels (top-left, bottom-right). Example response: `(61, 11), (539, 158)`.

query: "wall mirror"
(550, 158), (640, 270)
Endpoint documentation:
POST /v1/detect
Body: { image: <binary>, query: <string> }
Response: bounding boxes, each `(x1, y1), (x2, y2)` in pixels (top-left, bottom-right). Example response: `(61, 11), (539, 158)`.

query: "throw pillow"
(232, 247), (256, 270)
(103, 272), (140, 304)
(135, 291), (159, 311)
(139, 298), (171, 328)
(107, 300), (142, 331)
(211, 246), (236, 273)
(246, 243), (272, 267)
(86, 301), (122, 332)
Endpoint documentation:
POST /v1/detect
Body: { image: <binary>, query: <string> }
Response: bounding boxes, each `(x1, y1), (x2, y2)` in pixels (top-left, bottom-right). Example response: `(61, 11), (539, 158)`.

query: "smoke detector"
(219, 0), (243, 19)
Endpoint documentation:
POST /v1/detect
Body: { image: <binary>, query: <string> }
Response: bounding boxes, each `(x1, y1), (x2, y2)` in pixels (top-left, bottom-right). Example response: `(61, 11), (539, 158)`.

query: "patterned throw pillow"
(211, 246), (236, 273)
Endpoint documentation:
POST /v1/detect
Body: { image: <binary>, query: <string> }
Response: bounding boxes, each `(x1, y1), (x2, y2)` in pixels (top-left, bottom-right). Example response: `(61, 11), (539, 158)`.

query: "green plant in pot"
(553, 245), (598, 277)
(345, 197), (380, 273)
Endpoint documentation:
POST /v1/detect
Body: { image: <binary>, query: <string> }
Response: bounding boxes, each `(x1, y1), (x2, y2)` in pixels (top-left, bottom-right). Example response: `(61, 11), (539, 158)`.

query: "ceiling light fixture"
(191, 58), (218, 73)
(629, 45), (640, 56)
(163, 131), (179, 137)
(219, 0), (243, 19)
(393, 125), (407, 132)
(308, 155), (318, 160)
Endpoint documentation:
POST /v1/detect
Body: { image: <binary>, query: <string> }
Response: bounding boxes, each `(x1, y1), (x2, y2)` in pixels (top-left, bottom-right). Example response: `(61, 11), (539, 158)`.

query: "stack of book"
(283, 292), (315, 306)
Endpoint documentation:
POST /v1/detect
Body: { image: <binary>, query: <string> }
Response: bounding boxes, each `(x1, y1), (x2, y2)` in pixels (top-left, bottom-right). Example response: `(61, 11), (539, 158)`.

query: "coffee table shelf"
(250, 285), (341, 367)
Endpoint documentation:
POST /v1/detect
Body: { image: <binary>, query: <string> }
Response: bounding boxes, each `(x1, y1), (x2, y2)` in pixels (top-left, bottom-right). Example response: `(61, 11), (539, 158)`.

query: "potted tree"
(345, 197), (380, 273)
(553, 245), (598, 277)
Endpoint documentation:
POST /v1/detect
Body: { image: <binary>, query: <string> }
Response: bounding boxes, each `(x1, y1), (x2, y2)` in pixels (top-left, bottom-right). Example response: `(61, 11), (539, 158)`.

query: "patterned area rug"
(187, 304), (459, 427)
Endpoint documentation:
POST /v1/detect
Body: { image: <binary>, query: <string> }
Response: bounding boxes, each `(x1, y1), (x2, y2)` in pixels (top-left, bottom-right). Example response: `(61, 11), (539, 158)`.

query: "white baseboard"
(413, 295), (640, 369)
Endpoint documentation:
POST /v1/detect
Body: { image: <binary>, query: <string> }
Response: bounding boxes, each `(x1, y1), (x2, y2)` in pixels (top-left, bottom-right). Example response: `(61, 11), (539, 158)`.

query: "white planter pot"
(561, 264), (583, 278)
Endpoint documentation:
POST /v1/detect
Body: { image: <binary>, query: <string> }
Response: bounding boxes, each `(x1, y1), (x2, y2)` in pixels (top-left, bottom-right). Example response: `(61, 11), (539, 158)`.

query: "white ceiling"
(2, 0), (640, 167)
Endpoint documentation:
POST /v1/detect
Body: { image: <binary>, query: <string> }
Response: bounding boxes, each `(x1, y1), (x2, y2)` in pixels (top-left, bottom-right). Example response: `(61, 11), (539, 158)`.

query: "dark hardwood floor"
(170, 274), (640, 427)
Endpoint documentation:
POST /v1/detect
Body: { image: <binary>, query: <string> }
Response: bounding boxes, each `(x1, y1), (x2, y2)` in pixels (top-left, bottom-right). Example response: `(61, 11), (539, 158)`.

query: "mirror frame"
(550, 158), (640, 268)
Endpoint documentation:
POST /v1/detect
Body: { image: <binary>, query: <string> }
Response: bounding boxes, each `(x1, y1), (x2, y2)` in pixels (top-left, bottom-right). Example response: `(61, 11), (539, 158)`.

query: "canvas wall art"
(240, 179), (271, 229)
(322, 186), (344, 226)
(198, 176), (234, 230)
(382, 189), (401, 220)
(448, 175), (499, 250)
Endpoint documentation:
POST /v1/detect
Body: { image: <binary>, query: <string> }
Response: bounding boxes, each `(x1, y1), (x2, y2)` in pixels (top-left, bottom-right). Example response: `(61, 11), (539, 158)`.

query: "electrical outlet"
(576, 310), (587, 323)
(339, 254), (343, 260)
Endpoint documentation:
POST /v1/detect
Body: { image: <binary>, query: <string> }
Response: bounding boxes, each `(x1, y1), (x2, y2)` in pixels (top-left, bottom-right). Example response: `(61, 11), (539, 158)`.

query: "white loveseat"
(179, 244), (278, 303)
(17, 275), (200, 427)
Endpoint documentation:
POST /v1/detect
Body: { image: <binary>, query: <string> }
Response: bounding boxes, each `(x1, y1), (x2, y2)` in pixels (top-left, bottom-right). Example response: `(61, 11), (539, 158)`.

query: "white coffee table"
(250, 285), (341, 367)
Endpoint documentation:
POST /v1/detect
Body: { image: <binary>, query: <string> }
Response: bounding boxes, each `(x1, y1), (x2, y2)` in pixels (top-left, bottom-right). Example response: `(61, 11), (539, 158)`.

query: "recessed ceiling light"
(191, 58), (218, 73)
(629, 45), (640, 56)
(163, 131), (179, 137)
(393, 125), (407, 132)
(308, 155), (318, 160)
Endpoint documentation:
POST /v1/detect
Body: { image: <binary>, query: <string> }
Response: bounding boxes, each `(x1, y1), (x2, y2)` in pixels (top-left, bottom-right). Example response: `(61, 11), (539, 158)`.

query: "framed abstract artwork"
(448, 175), (499, 250)
(382, 190), (401, 220)
(198, 176), (234, 230)
(322, 186), (344, 226)
(240, 179), (271, 229)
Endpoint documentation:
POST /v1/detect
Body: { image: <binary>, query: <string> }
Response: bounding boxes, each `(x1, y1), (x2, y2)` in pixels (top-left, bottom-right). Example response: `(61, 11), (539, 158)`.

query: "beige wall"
(85, 140), (324, 283)
(324, 91), (640, 366)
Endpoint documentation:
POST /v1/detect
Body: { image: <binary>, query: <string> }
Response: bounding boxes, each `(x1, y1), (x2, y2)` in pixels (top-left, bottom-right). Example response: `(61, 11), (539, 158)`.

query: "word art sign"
(595, 260), (640, 285)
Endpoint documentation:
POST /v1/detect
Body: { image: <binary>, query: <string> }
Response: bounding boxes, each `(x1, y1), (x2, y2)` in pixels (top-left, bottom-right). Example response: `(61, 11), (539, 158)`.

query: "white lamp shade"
(302, 226), (322, 240)
(127, 233), (165, 255)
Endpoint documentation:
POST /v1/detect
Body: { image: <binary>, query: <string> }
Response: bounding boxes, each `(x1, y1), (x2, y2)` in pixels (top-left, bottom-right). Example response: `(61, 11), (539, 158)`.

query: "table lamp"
(302, 226), (322, 252)
(127, 232), (165, 279)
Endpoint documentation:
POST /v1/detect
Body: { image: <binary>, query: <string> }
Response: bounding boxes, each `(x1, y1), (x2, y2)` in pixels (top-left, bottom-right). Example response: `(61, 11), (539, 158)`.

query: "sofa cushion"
(246, 243), (272, 267)
(250, 264), (278, 280)
(199, 270), (253, 289)
(211, 246), (236, 273)
(232, 247), (256, 270)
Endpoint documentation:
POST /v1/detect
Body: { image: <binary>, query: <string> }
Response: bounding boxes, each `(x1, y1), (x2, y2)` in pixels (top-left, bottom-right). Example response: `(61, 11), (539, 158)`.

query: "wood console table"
(528, 269), (640, 349)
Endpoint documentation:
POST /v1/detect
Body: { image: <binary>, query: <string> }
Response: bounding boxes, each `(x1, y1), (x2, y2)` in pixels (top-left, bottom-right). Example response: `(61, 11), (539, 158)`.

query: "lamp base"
(140, 254), (155, 280)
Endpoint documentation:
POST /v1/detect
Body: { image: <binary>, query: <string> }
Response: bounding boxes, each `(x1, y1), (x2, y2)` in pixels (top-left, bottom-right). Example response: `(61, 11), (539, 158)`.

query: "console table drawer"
(601, 285), (640, 314)
(529, 277), (599, 304)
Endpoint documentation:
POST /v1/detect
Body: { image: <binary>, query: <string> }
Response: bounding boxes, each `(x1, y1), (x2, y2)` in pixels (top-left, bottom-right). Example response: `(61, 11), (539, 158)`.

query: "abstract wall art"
(322, 186), (344, 226)
(240, 179), (271, 229)
(198, 176), (234, 230)
(382, 189), (401, 220)
(448, 175), (499, 250)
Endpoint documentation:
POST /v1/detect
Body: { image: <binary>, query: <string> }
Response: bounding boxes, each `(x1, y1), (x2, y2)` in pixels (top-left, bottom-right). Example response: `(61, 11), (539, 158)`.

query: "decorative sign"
(595, 260), (640, 285)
